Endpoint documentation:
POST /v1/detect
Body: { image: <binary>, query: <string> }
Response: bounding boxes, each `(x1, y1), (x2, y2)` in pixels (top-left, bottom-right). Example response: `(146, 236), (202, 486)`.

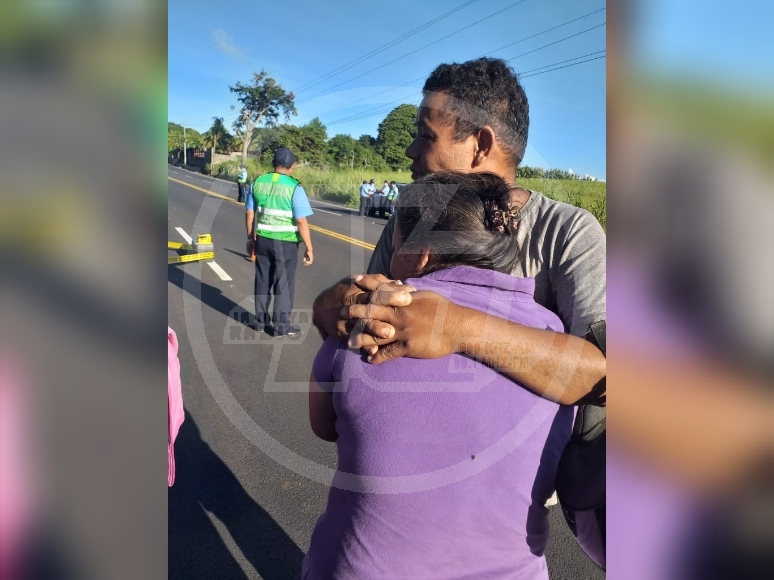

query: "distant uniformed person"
(388, 180), (399, 215)
(245, 148), (314, 337)
(365, 178), (376, 217)
(237, 164), (249, 203)
(358, 180), (370, 217)
(378, 180), (390, 218)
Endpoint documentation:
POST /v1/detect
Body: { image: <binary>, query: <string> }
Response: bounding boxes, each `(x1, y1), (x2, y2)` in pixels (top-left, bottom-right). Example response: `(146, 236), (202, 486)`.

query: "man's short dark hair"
(423, 57), (529, 168)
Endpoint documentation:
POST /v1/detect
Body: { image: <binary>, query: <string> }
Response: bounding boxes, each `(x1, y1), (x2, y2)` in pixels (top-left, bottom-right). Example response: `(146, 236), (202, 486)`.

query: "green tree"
(274, 124), (304, 155)
(185, 127), (203, 149)
(168, 129), (184, 155)
(358, 134), (377, 148)
(249, 126), (280, 157)
(230, 70), (297, 164)
(354, 134), (387, 171)
(517, 165), (547, 179)
(327, 134), (356, 168)
(203, 117), (232, 156)
(376, 104), (417, 170)
(298, 117), (328, 168)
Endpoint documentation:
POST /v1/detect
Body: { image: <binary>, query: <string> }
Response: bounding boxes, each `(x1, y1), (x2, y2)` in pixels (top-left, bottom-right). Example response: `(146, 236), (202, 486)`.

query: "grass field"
(212, 160), (607, 229)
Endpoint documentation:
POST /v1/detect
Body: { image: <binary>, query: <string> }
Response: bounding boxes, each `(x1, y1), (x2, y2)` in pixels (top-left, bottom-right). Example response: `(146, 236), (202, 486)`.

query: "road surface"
(167, 166), (604, 580)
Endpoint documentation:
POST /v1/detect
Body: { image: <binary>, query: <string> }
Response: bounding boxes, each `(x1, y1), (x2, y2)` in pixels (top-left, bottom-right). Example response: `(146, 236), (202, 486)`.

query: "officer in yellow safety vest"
(237, 164), (249, 203)
(245, 148), (314, 337)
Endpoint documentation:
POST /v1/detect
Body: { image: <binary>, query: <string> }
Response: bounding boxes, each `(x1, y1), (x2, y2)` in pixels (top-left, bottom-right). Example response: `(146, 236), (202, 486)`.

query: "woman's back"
(304, 266), (574, 580)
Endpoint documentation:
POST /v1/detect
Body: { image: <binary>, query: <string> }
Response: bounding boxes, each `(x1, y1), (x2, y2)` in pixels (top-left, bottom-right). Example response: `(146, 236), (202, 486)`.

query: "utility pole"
(183, 125), (187, 167)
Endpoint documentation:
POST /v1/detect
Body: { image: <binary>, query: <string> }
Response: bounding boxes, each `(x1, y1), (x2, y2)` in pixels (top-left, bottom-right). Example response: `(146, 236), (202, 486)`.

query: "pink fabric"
(0, 361), (35, 578)
(168, 327), (184, 486)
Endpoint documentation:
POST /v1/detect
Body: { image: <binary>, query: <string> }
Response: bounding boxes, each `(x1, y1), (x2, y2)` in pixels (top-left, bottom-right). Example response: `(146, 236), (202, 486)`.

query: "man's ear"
(472, 126), (496, 168)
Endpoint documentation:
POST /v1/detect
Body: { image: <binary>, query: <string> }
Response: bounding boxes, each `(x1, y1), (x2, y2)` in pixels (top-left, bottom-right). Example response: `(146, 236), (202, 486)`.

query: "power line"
(176, 11), (606, 136)
(521, 54), (605, 78)
(321, 45), (604, 129)
(517, 50), (605, 76)
(319, 24), (605, 127)
(484, 7), (605, 57)
(327, 95), (422, 127)
(292, 0), (481, 95)
(322, 53), (606, 128)
(296, 0), (531, 105)
(505, 22), (606, 63)
(297, 78), (427, 126)
(295, 8), (605, 126)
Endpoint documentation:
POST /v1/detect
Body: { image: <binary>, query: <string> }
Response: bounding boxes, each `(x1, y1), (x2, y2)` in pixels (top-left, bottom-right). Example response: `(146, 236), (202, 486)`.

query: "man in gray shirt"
(313, 57), (605, 406)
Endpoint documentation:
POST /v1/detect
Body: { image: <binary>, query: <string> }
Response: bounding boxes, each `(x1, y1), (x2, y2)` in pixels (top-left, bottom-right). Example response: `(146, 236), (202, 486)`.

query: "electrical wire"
(292, 0), (482, 95)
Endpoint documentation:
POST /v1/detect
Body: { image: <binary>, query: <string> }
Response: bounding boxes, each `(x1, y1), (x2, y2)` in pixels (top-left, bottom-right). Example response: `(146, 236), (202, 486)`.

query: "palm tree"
(187, 133), (203, 150)
(168, 130), (185, 160)
(204, 116), (229, 160)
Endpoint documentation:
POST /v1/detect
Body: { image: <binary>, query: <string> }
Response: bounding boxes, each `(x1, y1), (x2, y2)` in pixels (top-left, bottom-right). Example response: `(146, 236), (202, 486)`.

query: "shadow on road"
(168, 262), (250, 326)
(169, 413), (304, 580)
(222, 247), (255, 261)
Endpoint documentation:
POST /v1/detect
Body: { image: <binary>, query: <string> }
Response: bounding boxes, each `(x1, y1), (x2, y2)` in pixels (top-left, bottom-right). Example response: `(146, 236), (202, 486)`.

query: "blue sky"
(169, 0), (607, 179)
(630, 0), (774, 92)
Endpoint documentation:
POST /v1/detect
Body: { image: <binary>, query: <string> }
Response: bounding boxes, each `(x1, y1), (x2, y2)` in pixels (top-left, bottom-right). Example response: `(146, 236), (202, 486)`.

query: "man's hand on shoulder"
(344, 288), (462, 363)
(312, 274), (414, 340)
(313, 273), (465, 362)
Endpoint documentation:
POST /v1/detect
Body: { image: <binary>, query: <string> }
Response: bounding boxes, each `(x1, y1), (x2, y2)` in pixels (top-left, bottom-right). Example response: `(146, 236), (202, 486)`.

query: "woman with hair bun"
(304, 172), (573, 580)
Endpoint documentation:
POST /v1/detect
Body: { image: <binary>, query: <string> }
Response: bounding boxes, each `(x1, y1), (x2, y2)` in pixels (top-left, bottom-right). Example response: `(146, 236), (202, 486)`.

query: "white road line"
(207, 261), (232, 281)
(311, 199), (357, 210)
(315, 209), (342, 217)
(174, 226), (232, 281)
(175, 227), (193, 244)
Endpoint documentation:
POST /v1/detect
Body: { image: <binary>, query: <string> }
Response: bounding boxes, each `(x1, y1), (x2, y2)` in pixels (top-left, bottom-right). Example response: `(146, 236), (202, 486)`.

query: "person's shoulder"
(277, 172), (298, 184)
(522, 191), (602, 233)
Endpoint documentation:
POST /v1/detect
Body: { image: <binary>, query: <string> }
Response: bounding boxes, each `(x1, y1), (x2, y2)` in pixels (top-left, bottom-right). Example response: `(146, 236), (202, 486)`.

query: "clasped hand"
(314, 274), (459, 363)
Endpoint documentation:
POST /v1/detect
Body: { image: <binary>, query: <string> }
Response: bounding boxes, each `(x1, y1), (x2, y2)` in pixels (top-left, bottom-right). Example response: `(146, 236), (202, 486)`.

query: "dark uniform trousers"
(358, 195), (371, 216)
(254, 234), (299, 334)
(237, 182), (249, 203)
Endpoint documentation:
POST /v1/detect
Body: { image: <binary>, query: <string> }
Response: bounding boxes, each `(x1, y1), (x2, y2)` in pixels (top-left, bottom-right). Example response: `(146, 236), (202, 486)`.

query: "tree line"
(168, 69), (597, 179)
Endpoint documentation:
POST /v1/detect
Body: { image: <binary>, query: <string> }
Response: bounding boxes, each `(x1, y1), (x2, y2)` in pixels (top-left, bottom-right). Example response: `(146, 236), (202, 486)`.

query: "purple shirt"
(304, 266), (574, 580)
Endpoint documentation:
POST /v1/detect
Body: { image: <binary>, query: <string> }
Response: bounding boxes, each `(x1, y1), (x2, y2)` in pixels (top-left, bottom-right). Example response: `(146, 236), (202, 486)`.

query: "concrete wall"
(212, 152), (242, 164)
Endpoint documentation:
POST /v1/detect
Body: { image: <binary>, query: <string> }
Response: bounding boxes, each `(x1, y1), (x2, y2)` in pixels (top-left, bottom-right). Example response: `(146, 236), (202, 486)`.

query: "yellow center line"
(309, 225), (375, 250)
(168, 175), (375, 251)
(168, 176), (235, 202)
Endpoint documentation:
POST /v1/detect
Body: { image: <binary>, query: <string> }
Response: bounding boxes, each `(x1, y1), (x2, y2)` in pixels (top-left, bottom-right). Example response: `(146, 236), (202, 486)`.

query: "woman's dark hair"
(423, 57), (529, 168)
(395, 172), (521, 275)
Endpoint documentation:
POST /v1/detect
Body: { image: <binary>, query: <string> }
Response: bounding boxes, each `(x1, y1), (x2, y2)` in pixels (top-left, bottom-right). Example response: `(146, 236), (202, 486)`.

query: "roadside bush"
(319, 190), (358, 206)
(211, 162), (228, 177)
(589, 198), (606, 229)
(200, 163), (211, 175)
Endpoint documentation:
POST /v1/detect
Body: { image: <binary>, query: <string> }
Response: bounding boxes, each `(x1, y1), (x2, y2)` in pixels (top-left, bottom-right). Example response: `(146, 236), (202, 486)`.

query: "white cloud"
(211, 29), (245, 59)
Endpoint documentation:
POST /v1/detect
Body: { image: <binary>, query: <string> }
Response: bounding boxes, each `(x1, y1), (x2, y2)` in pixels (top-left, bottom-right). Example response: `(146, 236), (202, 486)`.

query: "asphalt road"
(167, 166), (604, 580)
